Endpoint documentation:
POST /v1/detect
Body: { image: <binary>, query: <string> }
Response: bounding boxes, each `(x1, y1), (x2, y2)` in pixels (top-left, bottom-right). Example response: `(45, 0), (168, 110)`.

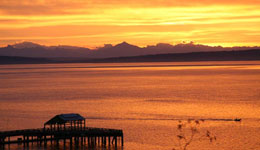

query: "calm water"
(0, 61), (260, 150)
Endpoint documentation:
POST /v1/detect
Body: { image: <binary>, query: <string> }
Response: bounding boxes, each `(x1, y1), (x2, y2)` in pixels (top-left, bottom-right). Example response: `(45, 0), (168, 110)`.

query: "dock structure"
(0, 113), (123, 149)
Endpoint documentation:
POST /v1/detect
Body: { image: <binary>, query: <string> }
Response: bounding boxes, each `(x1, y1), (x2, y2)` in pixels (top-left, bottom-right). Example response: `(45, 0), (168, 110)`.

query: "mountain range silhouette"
(1, 41), (259, 58)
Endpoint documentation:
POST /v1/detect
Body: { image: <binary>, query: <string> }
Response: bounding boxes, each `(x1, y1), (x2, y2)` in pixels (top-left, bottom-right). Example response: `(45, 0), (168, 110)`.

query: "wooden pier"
(0, 114), (123, 149)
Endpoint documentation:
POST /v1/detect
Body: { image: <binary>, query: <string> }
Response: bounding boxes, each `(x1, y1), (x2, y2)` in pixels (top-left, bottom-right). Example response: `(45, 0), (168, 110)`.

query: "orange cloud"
(0, 0), (260, 47)
(1, 0), (259, 15)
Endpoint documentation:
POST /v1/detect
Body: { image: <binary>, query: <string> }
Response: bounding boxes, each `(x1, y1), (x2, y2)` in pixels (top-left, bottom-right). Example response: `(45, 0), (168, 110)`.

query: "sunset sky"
(0, 0), (260, 48)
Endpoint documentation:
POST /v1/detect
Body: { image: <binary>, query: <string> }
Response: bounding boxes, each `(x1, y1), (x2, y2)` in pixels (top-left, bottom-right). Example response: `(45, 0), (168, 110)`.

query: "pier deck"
(0, 127), (123, 148)
(0, 113), (123, 149)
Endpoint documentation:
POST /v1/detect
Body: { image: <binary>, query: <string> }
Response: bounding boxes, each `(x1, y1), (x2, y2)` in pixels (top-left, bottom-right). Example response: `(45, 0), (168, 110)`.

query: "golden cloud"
(0, 0), (259, 47)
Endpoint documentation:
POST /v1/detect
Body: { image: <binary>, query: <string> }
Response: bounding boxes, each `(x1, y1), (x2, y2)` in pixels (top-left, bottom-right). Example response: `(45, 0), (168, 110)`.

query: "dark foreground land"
(1, 49), (260, 64)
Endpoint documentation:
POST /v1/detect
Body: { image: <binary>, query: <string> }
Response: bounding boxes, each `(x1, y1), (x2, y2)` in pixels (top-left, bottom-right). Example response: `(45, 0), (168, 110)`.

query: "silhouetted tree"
(173, 119), (216, 150)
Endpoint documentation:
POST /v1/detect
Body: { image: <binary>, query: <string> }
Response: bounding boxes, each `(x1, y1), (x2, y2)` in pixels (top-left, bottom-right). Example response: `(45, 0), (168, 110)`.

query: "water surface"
(0, 61), (259, 150)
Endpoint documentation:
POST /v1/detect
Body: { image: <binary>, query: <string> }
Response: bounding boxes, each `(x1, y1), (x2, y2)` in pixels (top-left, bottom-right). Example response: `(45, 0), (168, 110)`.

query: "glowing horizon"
(0, 0), (260, 48)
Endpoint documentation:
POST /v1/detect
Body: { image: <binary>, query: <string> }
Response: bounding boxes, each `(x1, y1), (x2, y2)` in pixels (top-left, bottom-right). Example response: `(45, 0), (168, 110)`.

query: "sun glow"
(0, 1), (260, 47)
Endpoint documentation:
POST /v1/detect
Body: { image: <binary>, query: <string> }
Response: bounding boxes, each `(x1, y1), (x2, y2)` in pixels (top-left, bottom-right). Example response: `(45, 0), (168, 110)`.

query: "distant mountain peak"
(116, 41), (129, 46)
(121, 41), (129, 44)
(115, 41), (139, 48)
(12, 41), (43, 49)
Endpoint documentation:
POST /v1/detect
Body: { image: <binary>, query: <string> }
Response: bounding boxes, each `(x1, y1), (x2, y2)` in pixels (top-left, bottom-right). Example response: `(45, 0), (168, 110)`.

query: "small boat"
(234, 118), (241, 122)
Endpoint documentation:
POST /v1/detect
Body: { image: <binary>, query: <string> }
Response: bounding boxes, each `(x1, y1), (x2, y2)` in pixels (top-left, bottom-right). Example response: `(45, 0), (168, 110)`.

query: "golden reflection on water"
(0, 61), (260, 150)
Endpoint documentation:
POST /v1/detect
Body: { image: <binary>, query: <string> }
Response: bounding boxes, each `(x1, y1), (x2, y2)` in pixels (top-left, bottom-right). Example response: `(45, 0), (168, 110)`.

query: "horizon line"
(2, 41), (260, 50)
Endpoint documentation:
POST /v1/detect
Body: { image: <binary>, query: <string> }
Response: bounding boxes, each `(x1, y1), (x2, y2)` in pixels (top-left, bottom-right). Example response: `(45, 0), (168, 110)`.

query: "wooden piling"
(115, 136), (117, 147)
(121, 135), (124, 146)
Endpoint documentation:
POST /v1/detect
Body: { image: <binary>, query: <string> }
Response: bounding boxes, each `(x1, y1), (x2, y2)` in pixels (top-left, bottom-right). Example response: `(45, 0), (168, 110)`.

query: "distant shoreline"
(1, 49), (260, 65)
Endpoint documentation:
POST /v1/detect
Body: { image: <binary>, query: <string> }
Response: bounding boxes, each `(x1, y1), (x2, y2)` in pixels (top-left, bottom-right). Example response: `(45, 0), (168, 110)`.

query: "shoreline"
(1, 49), (260, 65)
